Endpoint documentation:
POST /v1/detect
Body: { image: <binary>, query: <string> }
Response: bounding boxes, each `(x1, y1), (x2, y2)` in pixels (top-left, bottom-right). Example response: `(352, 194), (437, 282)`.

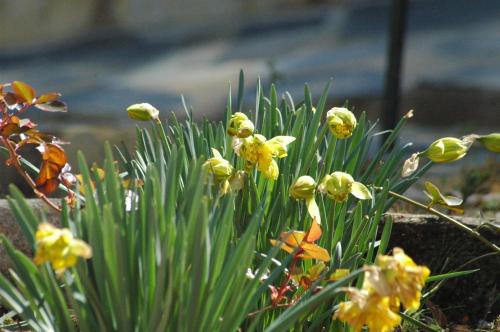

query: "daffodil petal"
(351, 182), (372, 200)
(306, 197), (321, 224)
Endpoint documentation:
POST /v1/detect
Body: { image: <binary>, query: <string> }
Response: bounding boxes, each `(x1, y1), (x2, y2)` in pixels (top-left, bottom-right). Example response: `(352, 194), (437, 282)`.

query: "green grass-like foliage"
(0, 73), (434, 331)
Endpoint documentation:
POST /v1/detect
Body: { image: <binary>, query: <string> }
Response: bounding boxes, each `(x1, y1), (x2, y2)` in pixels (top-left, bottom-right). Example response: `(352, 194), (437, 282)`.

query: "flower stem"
(387, 190), (500, 253)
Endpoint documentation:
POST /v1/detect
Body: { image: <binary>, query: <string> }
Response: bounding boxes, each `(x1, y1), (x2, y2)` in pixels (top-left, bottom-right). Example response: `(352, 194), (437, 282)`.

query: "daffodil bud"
(290, 176), (316, 200)
(203, 149), (234, 182)
(477, 133), (500, 153)
(126, 103), (160, 121)
(422, 137), (468, 163)
(227, 112), (255, 138)
(319, 171), (372, 202)
(326, 107), (357, 139)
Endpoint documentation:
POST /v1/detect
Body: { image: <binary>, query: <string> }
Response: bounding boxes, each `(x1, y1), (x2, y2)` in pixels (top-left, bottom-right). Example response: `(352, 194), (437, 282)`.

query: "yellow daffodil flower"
(290, 175), (321, 224)
(326, 107), (357, 138)
(365, 247), (430, 311)
(334, 288), (401, 332)
(34, 223), (92, 275)
(227, 112), (255, 138)
(318, 171), (372, 203)
(235, 134), (295, 180)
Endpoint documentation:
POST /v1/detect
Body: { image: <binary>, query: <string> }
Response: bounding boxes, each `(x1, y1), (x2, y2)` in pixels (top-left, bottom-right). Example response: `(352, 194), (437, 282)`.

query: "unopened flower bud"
(319, 172), (353, 202)
(477, 133), (500, 153)
(126, 103), (159, 121)
(422, 137), (468, 163)
(203, 149), (233, 182)
(290, 176), (316, 200)
(227, 112), (255, 138)
(326, 107), (357, 139)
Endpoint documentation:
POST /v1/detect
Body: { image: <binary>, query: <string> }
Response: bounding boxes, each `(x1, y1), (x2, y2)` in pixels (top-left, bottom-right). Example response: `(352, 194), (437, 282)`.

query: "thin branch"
(0, 136), (61, 212)
(387, 190), (500, 253)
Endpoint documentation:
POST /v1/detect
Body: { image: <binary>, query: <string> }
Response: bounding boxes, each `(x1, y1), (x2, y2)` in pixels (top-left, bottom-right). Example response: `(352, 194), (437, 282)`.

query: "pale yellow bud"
(318, 171), (371, 202)
(326, 107), (357, 139)
(227, 112), (255, 138)
(290, 176), (316, 200)
(422, 137), (468, 163)
(203, 149), (233, 182)
(477, 133), (500, 153)
(126, 103), (159, 121)
(319, 172), (353, 202)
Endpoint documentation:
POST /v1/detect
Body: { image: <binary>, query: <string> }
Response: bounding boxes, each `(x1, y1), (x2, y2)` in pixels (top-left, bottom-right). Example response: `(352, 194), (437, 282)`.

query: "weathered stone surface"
(0, 199), (60, 275)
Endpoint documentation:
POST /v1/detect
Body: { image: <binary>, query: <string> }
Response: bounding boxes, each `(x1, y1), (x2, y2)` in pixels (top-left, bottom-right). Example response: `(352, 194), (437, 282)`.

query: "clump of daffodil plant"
(1, 73), (496, 332)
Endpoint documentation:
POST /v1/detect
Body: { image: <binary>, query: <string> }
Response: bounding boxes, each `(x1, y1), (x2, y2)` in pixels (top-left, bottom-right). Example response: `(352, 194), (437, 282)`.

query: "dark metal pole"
(382, 0), (408, 133)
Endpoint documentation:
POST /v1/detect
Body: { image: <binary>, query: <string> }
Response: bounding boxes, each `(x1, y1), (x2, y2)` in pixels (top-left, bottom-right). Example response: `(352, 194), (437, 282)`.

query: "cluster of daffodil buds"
(202, 148), (245, 194)
(318, 171), (372, 202)
(334, 248), (430, 332)
(326, 107), (357, 139)
(227, 112), (255, 138)
(34, 223), (92, 275)
(126, 103), (160, 122)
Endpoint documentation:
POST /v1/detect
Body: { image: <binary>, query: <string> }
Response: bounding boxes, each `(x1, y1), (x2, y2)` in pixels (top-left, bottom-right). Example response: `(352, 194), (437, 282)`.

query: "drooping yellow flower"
(365, 248), (430, 311)
(235, 134), (295, 180)
(289, 175), (321, 223)
(227, 112), (255, 138)
(318, 172), (371, 203)
(326, 107), (357, 138)
(334, 288), (401, 332)
(34, 223), (92, 275)
(422, 137), (468, 163)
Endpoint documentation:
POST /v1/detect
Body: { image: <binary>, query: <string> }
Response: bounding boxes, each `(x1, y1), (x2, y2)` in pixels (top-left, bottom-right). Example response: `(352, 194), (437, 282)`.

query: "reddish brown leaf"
(3, 92), (21, 105)
(34, 100), (67, 113)
(36, 93), (61, 104)
(41, 143), (67, 166)
(12, 81), (36, 104)
(36, 161), (63, 194)
(35, 144), (68, 194)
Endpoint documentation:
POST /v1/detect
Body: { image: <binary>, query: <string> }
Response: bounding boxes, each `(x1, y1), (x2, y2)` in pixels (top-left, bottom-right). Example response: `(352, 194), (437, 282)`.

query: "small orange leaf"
(12, 81), (36, 104)
(280, 230), (305, 247)
(300, 243), (330, 261)
(305, 221), (322, 242)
